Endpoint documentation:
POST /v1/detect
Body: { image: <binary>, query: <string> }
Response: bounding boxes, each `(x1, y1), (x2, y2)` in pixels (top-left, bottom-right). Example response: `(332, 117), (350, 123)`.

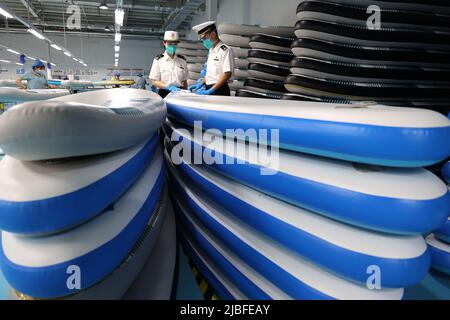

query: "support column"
(206, 0), (218, 21)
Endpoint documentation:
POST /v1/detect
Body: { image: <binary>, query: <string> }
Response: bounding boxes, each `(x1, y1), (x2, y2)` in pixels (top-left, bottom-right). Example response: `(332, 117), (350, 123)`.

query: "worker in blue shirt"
(16, 60), (55, 89)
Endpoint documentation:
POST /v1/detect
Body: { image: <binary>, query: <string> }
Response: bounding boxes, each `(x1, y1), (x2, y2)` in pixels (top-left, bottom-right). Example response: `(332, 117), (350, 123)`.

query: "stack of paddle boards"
(426, 164), (450, 278)
(48, 79), (94, 89)
(177, 40), (209, 88)
(0, 88), (170, 300)
(0, 87), (70, 112)
(164, 93), (450, 300)
(285, 0), (450, 113)
(218, 23), (295, 99)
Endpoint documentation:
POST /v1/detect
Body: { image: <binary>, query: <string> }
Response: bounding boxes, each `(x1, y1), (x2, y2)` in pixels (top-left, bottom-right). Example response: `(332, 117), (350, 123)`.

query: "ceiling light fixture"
(64, 51), (72, 57)
(0, 7), (13, 19)
(0, 59), (11, 63)
(115, 32), (121, 42)
(6, 48), (20, 55)
(28, 28), (45, 40)
(51, 44), (62, 51)
(115, 9), (124, 26)
(99, 1), (108, 10)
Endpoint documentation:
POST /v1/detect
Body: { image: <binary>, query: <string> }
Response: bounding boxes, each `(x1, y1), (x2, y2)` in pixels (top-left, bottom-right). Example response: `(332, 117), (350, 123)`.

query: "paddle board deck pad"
(165, 149), (430, 287)
(164, 120), (450, 234)
(290, 57), (450, 82)
(218, 23), (295, 38)
(93, 80), (135, 86)
(295, 19), (450, 50)
(123, 200), (176, 300)
(229, 80), (245, 91)
(48, 80), (93, 88)
(248, 49), (294, 67)
(230, 47), (249, 59)
(178, 41), (204, 50)
(249, 34), (294, 52)
(296, 1), (450, 29)
(435, 217), (450, 244)
(427, 234), (450, 275)
(0, 147), (165, 298)
(168, 165), (404, 300)
(175, 199), (291, 299)
(243, 78), (288, 94)
(165, 94), (450, 167)
(11, 187), (168, 300)
(0, 135), (158, 235)
(187, 64), (203, 73)
(178, 224), (248, 300)
(220, 34), (251, 48)
(291, 38), (450, 67)
(0, 88), (166, 161)
(442, 162), (450, 183)
(236, 89), (282, 100)
(0, 80), (25, 88)
(0, 88), (70, 103)
(234, 58), (249, 69)
(284, 74), (450, 101)
(248, 63), (290, 82)
(175, 48), (208, 57)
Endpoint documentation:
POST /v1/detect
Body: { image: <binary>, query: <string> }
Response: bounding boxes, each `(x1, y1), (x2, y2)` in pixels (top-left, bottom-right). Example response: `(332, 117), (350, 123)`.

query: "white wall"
(186, 0), (299, 39)
(0, 33), (163, 81)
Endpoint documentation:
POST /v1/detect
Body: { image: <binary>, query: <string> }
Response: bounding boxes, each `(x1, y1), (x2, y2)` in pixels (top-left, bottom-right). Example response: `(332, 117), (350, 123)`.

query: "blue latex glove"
(166, 85), (181, 92)
(196, 87), (215, 95)
(188, 79), (205, 92)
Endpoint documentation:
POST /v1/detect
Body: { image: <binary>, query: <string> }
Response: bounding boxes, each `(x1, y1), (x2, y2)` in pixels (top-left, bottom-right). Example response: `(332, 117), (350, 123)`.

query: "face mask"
(37, 70), (46, 77)
(166, 44), (177, 55)
(202, 39), (214, 50)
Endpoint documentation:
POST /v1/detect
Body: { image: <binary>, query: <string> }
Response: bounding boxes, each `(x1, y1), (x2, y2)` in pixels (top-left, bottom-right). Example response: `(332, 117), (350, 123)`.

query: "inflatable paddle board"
(188, 63), (203, 73)
(248, 63), (290, 82)
(296, 0), (450, 29)
(230, 47), (249, 59)
(0, 135), (158, 235)
(290, 57), (450, 83)
(165, 148), (430, 287)
(48, 80), (93, 88)
(442, 161), (450, 183)
(176, 205), (291, 299)
(123, 200), (176, 300)
(248, 49), (294, 67)
(0, 88), (166, 161)
(282, 92), (352, 104)
(178, 225), (248, 300)
(244, 78), (287, 94)
(178, 41), (204, 50)
(0, 80), (26, 88)
(220, 34), (251, 48)
(229, 80), (245, 91)
(186, 56), (206, 64)
(0, 146), (165, 298)
(294, 19), (450, 50)
(249, 34), (293, 53)
(165, 94), (450, 167)
(284, 74), (450, 101)
(436, 217), (450, 244)
(164, 120), (449, 234)
(218, 23), (295, 38)
(233, 69), (249, 80)
(236, 89), (282, 100)
(168, 167), (404, 300)
(93, 80), (135, 87)
(11, 187), (168, 300)
(189, 71), (202, 79)
(234, 58), (249, 69)
(176, 48), (208, 57)
(426, 234), (450, 275)
(0, 88), (70, 103)
(291, 38), (450, 67)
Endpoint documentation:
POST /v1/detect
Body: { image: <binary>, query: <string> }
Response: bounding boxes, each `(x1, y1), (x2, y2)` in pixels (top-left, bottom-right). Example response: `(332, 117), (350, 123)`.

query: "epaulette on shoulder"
(155, 54), (164, 60)
(177, 54), (186, 60)
(220, 44), (229, 51)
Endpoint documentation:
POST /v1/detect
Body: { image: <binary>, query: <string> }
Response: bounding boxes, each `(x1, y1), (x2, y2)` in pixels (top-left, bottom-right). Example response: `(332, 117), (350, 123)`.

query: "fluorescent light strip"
(0, 7), (13, 19)
(115, 32), (122, 42)
(27, 56), (36, 61)
(28, 28), (45, 40)
(115, 9), (125, 26)
(115, 45), (120, 52)
(51, 44), (62, 51)
(15, 63), (23, 66)
(7, 49), (20, 55)
(64, 51), (72, 57)
(0, 59), (11, 63)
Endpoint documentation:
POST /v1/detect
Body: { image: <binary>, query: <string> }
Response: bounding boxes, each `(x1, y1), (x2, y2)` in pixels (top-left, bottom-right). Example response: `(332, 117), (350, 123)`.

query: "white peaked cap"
(192, 21), (216, 35)
(164, 31), (180, 41)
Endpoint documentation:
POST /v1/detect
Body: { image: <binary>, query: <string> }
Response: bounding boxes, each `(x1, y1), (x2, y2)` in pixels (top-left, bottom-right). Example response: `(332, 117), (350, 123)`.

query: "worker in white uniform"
(189, 21), (234, 96)
(149, 31), (188, 98)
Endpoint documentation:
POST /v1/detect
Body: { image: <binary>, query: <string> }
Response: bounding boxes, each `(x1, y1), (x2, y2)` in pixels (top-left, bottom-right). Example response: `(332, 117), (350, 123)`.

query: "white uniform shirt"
(149, 51), (188, 87)
(205, 41), (234, 85)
